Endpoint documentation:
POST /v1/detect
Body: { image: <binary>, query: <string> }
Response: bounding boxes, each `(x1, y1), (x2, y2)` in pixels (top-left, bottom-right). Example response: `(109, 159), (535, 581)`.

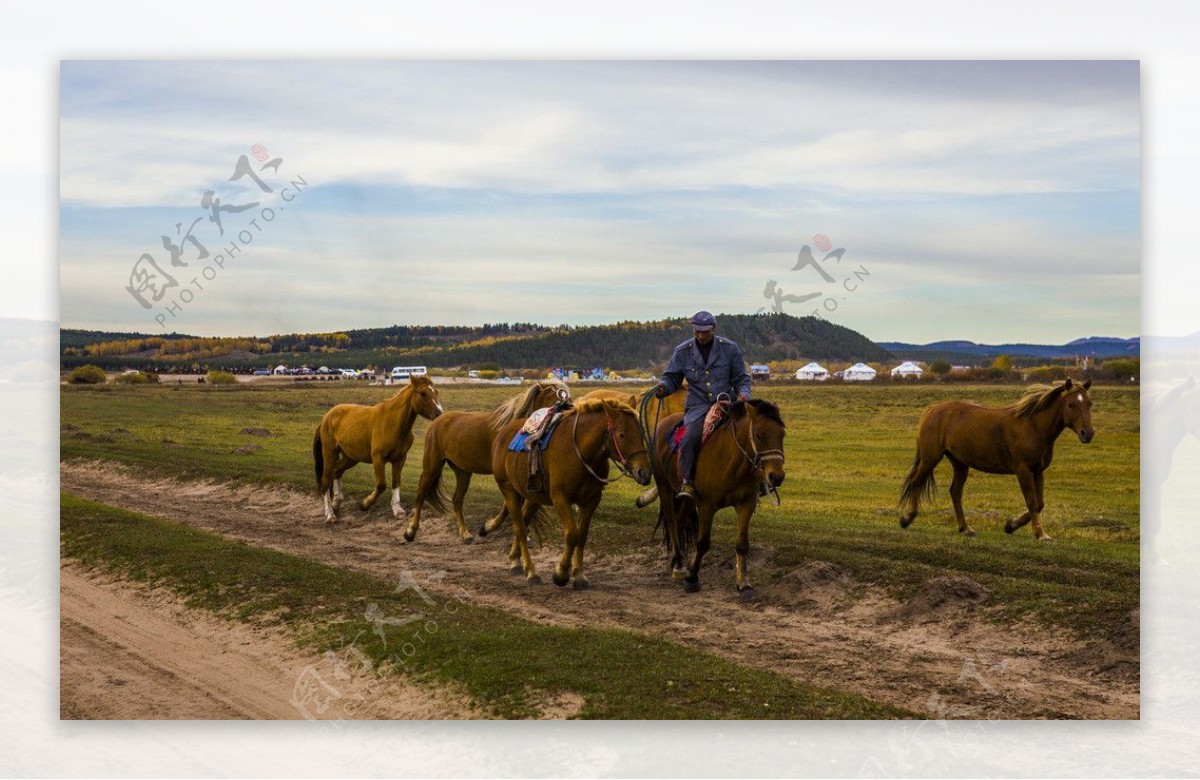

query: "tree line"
(60, 314), (890, 371)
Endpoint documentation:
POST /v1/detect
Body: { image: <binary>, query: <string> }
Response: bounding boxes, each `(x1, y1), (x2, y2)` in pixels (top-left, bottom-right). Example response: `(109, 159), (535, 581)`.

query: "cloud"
(59, 61), (1140, 342)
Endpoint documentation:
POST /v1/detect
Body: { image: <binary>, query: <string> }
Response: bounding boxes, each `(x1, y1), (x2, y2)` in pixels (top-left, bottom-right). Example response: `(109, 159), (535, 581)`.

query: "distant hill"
(880, 337), (1140, 364)
(59, 314), (892, 371)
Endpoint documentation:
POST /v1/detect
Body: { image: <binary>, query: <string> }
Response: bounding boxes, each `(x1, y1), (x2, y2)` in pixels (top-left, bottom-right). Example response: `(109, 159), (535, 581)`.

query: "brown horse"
(652, 399), (786, 598)
(898, 378), (1096, 541)
(313, 375), (444, 524)
(492, 398), (652, 588)
(405, 380), (569, 544)
(577, 387), (687, 509)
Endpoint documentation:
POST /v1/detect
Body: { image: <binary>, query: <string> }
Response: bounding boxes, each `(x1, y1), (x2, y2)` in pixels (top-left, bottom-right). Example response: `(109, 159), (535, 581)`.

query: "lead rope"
(639, 388), (664, 476)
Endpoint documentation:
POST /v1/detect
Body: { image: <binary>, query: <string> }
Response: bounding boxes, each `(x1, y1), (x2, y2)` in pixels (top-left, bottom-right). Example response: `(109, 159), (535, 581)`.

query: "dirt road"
(61, 563), (479, 720)
(61, 460), (1138, 719)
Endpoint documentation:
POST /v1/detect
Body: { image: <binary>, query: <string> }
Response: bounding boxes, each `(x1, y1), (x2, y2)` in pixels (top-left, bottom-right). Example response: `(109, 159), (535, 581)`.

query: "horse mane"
(486, 380), (568, 432)
(1008, 383), (1070, 418)
(573, 398), (636, 416)
(732, 398), (785, 428)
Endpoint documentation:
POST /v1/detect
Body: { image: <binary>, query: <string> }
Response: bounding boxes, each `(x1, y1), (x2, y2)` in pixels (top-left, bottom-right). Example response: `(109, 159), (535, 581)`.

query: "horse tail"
(675, 504), (699, 551)
(898, 449), (936, 509)
(413, 427), (450, 516)
(313, 426), (324, 491)
(524, 504), (556, 548)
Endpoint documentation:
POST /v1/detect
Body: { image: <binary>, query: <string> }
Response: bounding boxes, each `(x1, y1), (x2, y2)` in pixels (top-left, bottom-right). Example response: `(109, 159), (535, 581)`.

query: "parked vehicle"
(390, 365), (428, 380)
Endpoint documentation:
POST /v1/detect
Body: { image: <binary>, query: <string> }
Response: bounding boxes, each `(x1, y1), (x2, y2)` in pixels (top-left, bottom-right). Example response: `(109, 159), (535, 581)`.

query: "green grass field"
(61, 381), (1139, 638)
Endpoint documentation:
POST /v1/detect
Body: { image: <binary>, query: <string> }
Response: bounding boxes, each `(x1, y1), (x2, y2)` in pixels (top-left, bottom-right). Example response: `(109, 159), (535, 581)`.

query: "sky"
(59, 60), (1140, 344)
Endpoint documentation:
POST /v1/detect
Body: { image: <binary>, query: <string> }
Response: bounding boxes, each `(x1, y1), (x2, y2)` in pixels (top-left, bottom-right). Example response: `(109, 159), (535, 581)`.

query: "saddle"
(507, 398), (574, 492)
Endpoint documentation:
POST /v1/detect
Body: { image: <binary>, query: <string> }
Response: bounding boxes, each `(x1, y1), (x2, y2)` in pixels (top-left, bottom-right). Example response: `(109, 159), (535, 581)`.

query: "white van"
(390, 365), (428, 380)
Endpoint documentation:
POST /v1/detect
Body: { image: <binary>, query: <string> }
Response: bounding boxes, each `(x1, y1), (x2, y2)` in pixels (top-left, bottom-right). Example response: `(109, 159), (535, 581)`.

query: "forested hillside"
(60, 314), (891, 371)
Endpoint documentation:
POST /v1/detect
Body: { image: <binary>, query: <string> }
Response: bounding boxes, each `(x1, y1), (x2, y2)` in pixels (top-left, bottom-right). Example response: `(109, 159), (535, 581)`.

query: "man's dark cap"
(690, 311), (716, 331)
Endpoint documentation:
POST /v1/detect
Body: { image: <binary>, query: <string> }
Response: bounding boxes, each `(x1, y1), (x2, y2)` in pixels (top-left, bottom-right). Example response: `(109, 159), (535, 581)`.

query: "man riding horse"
(654, 311), (752, 504)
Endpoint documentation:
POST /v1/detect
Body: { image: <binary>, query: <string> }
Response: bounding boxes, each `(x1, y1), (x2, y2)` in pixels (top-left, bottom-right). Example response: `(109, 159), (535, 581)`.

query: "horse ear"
(1063, 378), (1074, 390)
(1082, 378), (1092, 391)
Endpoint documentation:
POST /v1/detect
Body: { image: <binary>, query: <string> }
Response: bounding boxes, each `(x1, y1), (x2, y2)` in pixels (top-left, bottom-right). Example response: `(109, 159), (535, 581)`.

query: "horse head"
(1059, 378), (1095, 444)
(609, 402), (653, 486)
(737, 399), (786, 489)
(410, 375), (444, 420)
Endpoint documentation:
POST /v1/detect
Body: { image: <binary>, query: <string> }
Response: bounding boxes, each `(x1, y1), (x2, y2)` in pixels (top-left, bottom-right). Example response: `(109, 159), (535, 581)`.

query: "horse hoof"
(462, 535), (475, 545)
(683, 579), (701, 593)
(402, 529), (416, 543)
(1004, 521), (1016, 534)
(573, 578), (590, 591)
(671, 568), (685, 581)
(1038, 535), (1054, 543)
(963, 528), (977, 537)
(527, 574), (543, 586)
(477, 524), (489, 537)
(899, 515), (914, 529)
(552, 571), (569, 587)
(739, 586), (757, 601)
(509, 564), (524, 577)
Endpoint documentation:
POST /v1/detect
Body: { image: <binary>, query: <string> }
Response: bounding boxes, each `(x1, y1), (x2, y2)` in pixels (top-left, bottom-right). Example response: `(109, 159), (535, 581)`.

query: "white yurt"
(890, 361), (924, 379)
(843, 362), (877, 381)
(795, 362), (829, 381)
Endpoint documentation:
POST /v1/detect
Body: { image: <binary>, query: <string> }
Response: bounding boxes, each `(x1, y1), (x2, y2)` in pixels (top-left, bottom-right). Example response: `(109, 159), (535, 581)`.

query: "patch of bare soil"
(61, 460), (1139, 719)
(892, 575), (992, 622)
(60, 562), (481, 720)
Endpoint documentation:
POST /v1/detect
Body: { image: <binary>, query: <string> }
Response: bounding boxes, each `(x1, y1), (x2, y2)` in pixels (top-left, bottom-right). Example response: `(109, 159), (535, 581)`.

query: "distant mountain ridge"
(880, 336), (1140, 363)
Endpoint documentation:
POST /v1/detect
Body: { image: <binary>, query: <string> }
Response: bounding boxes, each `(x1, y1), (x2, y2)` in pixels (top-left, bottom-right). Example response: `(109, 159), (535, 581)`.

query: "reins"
(572, 404), (647, 484)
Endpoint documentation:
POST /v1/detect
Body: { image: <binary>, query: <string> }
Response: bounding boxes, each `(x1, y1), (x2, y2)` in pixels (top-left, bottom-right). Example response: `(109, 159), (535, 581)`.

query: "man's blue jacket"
(657, 336), (752, 426)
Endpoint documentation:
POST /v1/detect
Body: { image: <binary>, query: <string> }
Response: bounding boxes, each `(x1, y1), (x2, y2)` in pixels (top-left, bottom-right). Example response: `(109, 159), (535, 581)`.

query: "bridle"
(572, 405), (647, 484)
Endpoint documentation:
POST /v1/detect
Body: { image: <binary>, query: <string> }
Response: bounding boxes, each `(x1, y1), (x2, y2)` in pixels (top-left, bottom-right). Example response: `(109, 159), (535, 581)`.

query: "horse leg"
(947, 455), (976, 536)
(1028, 469), (1051, 541)
(551, 493), (578, 588)
(319, 441), (339, 523)
(360, 454), (387, 511)
(652, 469), (684, 578)
(330, 452), (348, 513)
(478, 506), (508, 538)
(570, 498), (600, 590)
(448, 465), (475, 543)
(516, 500), (542, 584)
(683, 503), (715, 593)
(667, 504), (685, 580)
(733, 500), (757, 599)
(1006, 468), (1051, 541)
(390, 453), (409, 521)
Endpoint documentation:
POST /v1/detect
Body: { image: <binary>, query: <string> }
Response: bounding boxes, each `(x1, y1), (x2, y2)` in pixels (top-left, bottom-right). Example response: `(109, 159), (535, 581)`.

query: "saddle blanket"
(508, 411), (564, 452)
(667, 401), (732, 453)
